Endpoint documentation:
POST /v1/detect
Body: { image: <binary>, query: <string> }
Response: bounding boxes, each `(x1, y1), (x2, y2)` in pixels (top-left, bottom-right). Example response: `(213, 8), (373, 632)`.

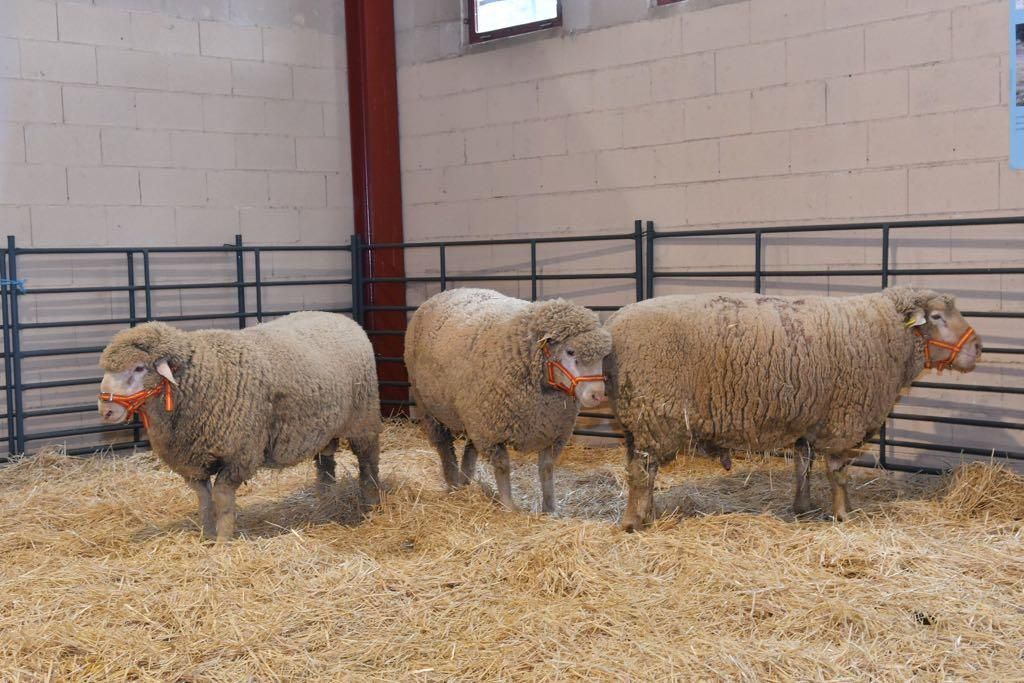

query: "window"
(468, 0), (562, 44)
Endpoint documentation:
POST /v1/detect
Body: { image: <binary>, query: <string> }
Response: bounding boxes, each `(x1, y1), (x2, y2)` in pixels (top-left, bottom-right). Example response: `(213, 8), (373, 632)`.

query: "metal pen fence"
(647, 216), (1024, 475)
(1, 216), (1020, 476)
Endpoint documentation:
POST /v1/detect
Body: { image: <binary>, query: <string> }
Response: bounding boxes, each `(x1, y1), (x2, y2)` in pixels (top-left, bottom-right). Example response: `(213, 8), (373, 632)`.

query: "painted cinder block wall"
(394, 0), (1022, 461)
(396, 0), (1017, 240)
(1, 0), (353, 249)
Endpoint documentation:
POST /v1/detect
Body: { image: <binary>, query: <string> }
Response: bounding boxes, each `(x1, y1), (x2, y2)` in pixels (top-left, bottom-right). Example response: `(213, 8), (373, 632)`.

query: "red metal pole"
(345, 0), (408, 414)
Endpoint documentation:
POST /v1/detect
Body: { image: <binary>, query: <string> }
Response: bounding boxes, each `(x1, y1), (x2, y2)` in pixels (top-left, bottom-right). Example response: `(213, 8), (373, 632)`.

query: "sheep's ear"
(155, 359), (178, 385)
(904, 309), (926, 328)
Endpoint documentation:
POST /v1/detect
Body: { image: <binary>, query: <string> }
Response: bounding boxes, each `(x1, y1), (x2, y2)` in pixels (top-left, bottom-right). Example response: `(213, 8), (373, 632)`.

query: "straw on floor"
(1, 420), (1022, 681)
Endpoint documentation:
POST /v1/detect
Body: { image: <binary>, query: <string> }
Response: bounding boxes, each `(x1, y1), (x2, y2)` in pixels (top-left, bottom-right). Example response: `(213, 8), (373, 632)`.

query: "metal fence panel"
(1, 217), (1019, 476)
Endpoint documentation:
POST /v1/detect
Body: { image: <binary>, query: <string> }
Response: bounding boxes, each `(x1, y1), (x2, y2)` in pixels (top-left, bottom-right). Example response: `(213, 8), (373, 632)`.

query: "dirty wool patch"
(1, 420), (1022, 681)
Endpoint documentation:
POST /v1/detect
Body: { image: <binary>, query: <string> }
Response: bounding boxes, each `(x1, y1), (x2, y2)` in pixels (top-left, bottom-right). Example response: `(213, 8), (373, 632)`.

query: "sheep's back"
(406, 289), (552, 447)
(245, 311), (378, 466)
(608, 293), (911, 456)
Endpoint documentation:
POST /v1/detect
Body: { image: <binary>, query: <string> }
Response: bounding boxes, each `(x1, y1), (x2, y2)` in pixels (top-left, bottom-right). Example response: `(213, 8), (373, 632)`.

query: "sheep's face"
(543, 337), (609, 408)
(909, 297), (982, 373)
(97, 359), (176, 423)
(98, 364), (149, 423)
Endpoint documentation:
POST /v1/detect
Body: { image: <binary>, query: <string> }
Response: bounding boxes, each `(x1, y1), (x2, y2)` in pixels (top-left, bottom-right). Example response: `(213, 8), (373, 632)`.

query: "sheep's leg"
(537, 441), (564, 515)
(622, 431), (659, 532)
(315, 439), (339, 496)
(490, 445), (517, 511)
(211, 474), (239, 543)
(825, 453), (853, 522)
(350, 433), (382, 508)
(186, 477), (216, 539)
(424, 416), (460, 489)
(459, 440), (478, 487)
(793, 439), (816, 516)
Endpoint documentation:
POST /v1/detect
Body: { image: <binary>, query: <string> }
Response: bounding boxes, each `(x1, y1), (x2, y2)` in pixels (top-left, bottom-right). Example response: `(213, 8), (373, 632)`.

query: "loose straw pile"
(1, 420), (1021, 681)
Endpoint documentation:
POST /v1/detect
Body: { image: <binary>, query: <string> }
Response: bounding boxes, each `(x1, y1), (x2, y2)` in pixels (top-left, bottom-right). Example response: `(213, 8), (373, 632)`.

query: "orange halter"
(98, 379), (174, 429)
(541, 342), (605, 398)
(913, 326), (977, 373)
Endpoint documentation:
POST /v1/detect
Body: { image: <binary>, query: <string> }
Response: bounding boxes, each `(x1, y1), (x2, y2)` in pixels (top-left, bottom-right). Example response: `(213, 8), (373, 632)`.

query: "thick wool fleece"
(605, 287), (944, 463)
(100, 312), (380, 484)
(404, 288), (612, 453)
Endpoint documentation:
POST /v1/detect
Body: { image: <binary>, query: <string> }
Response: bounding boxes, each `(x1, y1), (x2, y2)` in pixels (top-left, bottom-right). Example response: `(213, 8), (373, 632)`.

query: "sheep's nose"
(590, 390), (606, 404)
(103, 408), (114, 419)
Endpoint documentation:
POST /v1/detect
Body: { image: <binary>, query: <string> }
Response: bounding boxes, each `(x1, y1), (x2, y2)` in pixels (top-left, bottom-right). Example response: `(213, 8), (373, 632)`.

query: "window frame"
(466, 0), (562, 44)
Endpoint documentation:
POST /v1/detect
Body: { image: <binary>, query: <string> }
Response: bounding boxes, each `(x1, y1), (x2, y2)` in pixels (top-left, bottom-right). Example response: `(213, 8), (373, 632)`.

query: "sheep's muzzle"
(915, 326), (978, 373)
(98, 379), (174, 429)
(542, 345), (605, 399)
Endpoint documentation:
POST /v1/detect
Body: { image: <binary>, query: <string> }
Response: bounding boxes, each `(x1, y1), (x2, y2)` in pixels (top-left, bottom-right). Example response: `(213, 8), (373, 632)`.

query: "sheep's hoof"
(621, 515), (644, 533)
(361, 488), (382, 508)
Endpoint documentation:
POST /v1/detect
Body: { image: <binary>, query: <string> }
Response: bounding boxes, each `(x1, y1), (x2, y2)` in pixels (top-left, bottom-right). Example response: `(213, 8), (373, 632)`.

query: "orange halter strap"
(913, 326), (977, 373)
(541, 342), (605, 398)
(98, 379), (174, 429)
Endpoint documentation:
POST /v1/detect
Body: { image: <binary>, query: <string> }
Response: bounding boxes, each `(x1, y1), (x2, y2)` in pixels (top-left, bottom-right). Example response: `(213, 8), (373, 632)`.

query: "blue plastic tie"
(0, 278), (26, 293)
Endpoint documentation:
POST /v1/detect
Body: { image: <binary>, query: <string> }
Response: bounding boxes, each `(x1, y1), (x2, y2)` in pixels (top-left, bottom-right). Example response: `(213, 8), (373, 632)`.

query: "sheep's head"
(529, 299), (613, 408)
(890, 287), (982, 373)
(97, 322), (187, 424)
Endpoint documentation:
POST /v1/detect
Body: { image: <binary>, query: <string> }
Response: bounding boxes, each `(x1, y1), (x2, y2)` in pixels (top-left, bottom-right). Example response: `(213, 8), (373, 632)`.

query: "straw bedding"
(1, 420), (1022, 681)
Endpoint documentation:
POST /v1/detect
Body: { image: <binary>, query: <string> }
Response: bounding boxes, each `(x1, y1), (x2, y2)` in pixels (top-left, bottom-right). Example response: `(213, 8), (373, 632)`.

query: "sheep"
(604, 287), (982, 531)
(404, 288), (613, 513)
(97, 311), (382, 542)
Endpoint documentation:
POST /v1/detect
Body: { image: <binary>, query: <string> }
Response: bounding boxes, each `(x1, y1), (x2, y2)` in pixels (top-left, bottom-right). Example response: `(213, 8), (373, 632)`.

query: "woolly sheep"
(604, 287), (981, 531)
(97, 311), (382, 542)
(404, 288), (613, 513)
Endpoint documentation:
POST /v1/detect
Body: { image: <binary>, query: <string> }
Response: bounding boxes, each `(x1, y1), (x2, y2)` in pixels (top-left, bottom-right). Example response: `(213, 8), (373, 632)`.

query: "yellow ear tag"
(904, 317), (917, 328)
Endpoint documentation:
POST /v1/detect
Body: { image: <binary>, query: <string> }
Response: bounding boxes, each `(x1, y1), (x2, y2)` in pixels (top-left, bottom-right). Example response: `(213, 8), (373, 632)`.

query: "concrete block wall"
(395, 0), (1022, 463)
(1, 0), (351, 250)
(397, 0), (1019, 239)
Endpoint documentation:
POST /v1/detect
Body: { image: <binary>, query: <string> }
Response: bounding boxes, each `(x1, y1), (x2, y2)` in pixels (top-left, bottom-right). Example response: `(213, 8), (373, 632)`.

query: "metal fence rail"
(648, 216), (1024, 475)
(0, 235), (356, 458)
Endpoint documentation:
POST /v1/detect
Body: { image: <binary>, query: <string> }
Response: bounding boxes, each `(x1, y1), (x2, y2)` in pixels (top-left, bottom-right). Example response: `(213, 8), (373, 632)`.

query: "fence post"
(350, 233), (363, 326)
(754, 231), (763, 294)
(234, 234), (246, 329)
(530, 240), (538, 301)
(6, 236), (24, 456)
(253, 249), (264, 324)
(438, 244), (447, 292)
(142, 250), (153, 321)
(126, 252), (137, 326)
(633, 219), (644, 301)
(645, 221), (655, 300)
(126, 251), (140, 444)
(879, 225), (891, 468)
(0, 242), (15, 456)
